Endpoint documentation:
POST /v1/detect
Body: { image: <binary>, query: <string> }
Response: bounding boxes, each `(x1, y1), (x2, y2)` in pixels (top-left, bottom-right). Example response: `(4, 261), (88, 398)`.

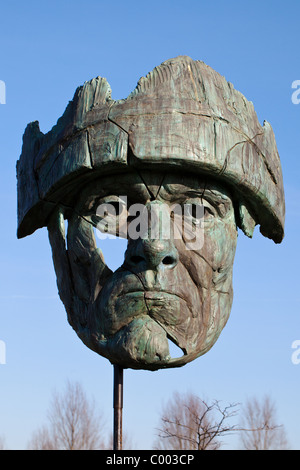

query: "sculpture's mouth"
(113, 289), (189, 363)
(117, 289), (187, 303)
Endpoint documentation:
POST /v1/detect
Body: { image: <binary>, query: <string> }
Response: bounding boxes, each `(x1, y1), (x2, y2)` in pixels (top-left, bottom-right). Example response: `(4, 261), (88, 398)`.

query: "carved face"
(64, 170), (238, 370)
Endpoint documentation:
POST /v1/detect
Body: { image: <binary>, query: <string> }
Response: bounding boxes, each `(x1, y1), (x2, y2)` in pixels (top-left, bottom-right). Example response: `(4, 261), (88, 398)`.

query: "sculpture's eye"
(203, 205), (214, 219)
(95, 197), (127, 218)
(94, 196), (128, 237)
(184, 203), (204, 225)
(183, 199), (215, 225)
(102, 200), (125, 217)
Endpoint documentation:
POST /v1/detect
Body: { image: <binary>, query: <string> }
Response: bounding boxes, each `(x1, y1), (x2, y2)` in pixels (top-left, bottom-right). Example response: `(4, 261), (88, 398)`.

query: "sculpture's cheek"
(200, 218), (237, 273)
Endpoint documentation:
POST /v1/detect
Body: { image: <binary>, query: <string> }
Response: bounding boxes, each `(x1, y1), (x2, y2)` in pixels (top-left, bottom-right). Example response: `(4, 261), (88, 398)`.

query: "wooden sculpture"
(17, 56), (285, 371)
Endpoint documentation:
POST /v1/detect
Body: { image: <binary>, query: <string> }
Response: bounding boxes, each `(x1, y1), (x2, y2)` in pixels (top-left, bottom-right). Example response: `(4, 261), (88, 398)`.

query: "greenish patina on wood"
(16, 56), (285, 370)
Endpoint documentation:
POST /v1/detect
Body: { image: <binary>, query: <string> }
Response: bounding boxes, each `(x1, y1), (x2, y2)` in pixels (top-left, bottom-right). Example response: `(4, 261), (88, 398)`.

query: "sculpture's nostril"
(162, 255), (176, 266)
(130, 255), (145, 265)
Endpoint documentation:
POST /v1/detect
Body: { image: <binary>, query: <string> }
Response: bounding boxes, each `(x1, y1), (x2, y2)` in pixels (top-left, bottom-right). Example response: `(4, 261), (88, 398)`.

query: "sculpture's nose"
(127, 238), (178, 270)
(125, 201), (178, 271)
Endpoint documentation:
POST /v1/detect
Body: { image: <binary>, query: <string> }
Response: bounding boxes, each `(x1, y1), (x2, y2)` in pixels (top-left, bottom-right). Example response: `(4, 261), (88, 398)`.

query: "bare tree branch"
(154, 392), (239, 450)
(154, 392), (290, 450)
(27, 381), (107, 450)
(238, 395), (289, 450)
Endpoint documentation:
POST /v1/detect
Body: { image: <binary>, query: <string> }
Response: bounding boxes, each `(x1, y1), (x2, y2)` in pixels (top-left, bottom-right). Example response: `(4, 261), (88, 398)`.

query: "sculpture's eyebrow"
(187, 189), (233, 217)
(164, 182), (231, 201)
(163, 183), (233, 217)
(198, 188), (231, 204)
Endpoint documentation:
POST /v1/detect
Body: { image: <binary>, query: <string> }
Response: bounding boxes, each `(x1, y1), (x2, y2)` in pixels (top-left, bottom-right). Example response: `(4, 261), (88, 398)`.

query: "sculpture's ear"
(237, 200), (257, 238)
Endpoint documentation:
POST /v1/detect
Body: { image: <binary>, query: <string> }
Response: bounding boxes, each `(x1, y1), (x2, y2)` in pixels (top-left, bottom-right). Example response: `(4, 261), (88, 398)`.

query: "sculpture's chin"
(92, 315), (221, 371)
(101, 316), (172, 370)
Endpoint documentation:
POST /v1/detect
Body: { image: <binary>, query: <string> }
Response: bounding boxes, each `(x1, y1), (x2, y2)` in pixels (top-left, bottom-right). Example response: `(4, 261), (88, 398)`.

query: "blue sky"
(0, 0), (299, 449)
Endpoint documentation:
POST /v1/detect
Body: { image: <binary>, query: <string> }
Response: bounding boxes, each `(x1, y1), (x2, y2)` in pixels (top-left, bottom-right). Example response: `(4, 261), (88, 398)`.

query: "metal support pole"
(113, 364), (123, 450)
